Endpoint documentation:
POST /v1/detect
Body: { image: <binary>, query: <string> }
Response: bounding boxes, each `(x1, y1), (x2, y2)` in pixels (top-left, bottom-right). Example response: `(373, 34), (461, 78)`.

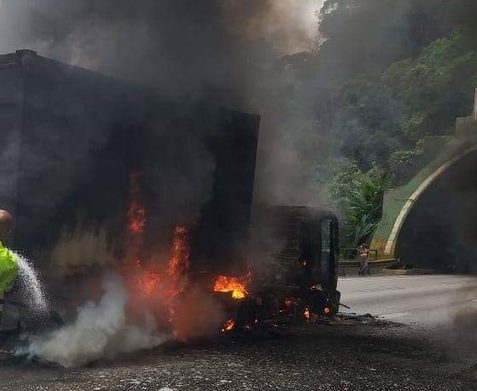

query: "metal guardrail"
(338, 258), (395, 266)
(337, 258), (395, 276)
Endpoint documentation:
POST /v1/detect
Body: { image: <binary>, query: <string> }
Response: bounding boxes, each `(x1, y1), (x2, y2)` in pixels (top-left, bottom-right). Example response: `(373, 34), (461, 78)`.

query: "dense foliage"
(280, 0), (477, 247)
(327, 162), (389, 246)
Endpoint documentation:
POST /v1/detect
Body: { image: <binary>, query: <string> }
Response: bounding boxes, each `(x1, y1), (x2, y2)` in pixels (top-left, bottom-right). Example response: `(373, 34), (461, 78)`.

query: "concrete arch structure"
(381, 144), (477, 257)
(371, 99), (477, 264)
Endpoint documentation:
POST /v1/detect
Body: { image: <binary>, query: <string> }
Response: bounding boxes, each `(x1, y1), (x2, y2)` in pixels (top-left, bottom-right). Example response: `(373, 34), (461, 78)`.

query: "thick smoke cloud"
(0, 0), (320, 104)
(0, 1), (325, 211)
(0, 0), (327, 275)
(0, 0), (245, 101)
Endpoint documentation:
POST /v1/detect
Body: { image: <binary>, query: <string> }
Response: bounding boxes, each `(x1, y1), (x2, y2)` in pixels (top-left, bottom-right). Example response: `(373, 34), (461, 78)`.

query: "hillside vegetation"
(288, 0), (477, 246)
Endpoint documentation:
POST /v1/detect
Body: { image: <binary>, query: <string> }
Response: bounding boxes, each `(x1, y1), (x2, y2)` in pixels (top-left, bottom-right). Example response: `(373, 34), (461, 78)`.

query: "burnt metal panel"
(0, 55), (25, 222)
(0, 50), (260, 277)
(250, 205), (338, 291)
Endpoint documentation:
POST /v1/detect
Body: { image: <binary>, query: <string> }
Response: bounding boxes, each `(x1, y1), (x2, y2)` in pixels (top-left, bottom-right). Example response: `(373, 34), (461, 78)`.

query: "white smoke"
(222, 0), (323, 55)
(18, 274), (169, 368)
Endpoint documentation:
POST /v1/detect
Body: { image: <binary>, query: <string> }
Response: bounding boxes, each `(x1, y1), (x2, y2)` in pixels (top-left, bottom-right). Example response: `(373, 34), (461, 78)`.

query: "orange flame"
(167, 226), (190, 277)
(125, 224), (191, 332)
(137, 272), (161, 296)
(213, 274), (250, 299)
(127, 172), (146, 236)
(127, 225), (190, 303)
(123, 172), (147, 269)
(128, 200), (146, 235)
(221, 319), (235, 333)
(165, 225), (190, 297)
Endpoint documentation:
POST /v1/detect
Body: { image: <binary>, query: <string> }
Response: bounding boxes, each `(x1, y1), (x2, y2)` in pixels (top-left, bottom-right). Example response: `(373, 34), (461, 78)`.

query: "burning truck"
(0, 50), (340, 336)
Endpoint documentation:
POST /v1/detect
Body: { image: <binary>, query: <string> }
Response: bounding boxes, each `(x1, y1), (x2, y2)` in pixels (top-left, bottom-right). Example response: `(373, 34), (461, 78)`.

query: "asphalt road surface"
(339, 274), (477, 327)
(0, 274), (476, 390)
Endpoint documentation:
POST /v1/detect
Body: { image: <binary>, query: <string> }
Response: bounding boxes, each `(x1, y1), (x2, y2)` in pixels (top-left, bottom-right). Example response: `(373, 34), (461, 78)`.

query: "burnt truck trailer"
(0, 50), (339, 329)
(0, 50), (258, 276)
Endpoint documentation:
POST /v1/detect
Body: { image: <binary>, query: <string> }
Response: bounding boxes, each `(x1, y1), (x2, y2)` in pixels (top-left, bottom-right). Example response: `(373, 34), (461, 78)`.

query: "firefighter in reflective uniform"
(0, 210), (18, 323)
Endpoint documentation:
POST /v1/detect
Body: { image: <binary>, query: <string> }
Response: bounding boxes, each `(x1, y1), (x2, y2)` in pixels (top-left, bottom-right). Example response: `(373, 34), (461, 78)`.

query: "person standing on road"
(357, 244), (370, 276)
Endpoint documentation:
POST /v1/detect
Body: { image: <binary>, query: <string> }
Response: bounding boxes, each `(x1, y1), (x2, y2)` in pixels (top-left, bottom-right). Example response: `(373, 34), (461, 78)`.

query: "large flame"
(166, 225), (190, 297)
(167, 226), (190, 278)
(125, 225), (190, 330)
(125, 173), (190, 297)
(121, 172), (229, 339)
(131, 225), (191, 300)
(213, 274), (250, 299)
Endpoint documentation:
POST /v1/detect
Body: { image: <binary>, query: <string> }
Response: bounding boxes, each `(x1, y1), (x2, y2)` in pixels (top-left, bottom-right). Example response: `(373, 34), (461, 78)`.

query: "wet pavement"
(339, 274), (477, 327)
(0, 316), (475, 391)
(1, 274), (477, 390)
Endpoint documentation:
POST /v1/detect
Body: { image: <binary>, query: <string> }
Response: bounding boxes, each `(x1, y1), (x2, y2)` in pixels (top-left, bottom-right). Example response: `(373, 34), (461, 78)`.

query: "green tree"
(288, 0), (477, 252)
(328, 162), (389, 248)
(384, 32), (477, 142)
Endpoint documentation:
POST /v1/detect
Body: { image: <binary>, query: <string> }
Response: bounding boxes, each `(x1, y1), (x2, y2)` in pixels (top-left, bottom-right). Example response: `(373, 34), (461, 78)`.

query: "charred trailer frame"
(251, 206), (339, 293)
(219, 206), (341, 331)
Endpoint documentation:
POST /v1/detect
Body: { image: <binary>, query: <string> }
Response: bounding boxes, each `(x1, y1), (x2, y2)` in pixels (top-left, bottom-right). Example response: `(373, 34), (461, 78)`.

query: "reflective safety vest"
(0, 241), (17, 293)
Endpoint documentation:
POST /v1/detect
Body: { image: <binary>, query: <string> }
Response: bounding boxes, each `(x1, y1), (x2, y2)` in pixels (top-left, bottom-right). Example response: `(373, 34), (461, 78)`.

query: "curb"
(382, 268), (441, 276)
(338, 259), (395, 267)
